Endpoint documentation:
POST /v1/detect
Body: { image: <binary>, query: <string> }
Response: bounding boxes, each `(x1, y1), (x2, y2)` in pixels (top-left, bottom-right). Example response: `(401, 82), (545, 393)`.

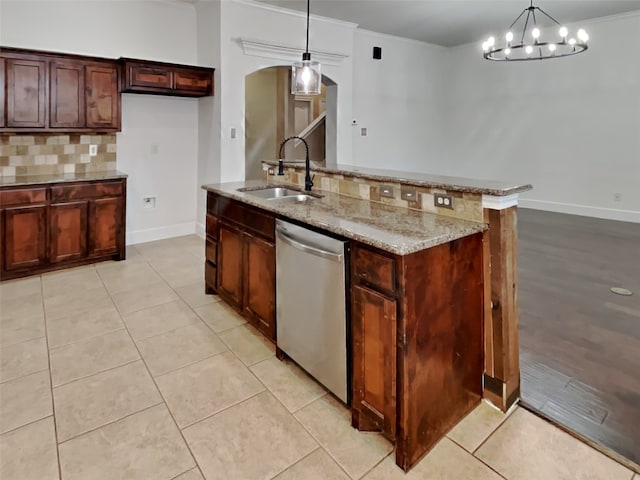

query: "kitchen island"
(203, 177), (497, 471)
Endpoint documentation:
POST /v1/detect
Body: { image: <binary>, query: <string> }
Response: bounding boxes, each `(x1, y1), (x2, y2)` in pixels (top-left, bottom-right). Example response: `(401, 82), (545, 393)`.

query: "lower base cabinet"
(2, 205), (47, 271)
(49, 201), (88, 263)
(206, 192), (276, 342)
(0, 178), (126, 280)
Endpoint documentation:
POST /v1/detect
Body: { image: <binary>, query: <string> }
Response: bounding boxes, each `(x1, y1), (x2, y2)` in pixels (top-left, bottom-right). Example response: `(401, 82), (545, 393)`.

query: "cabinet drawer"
(206, 238), (217, 264)
(205, 260), (216, 288)
(174, 69), (212, 95)
(219, 198), (274, 240)
(206, 214), (218, 239)
(128, 65), (172, 89)
(207, 192), (219, 216)
(353, 246), (395, 294)
(0, 187), (47, 206)
(51, 181), (123, 202)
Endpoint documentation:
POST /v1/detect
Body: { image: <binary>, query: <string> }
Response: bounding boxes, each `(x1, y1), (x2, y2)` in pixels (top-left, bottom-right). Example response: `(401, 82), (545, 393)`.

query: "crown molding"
(237, 37), (350, 65)
(231, 0), (359, 30)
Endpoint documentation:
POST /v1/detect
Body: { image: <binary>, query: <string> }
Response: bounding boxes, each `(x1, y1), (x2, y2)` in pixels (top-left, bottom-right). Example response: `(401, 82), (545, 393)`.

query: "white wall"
(351, 30), (449, 172)
(0, 0), (203, 242)
(444, 13), (640, 222)
(218, 0), (357, 182)
(245, 68), (278, 180)
(196, 0), (222, 238)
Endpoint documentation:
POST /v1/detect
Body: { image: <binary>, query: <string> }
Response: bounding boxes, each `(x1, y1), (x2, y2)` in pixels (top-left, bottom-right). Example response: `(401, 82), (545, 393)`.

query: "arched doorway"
(244, 66), (337, 180)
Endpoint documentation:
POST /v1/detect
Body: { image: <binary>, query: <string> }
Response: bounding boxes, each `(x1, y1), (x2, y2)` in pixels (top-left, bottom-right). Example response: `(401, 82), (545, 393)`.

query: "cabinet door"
(49, 201), (88, 263)
(85, 64), (119, 130)
(174, 69), (213, 96)
(0, 59), (5, 128)
(6, 58), (47, 128)
(50, 60), (85, 128)
(352, 285), (397, 439)
(2, 205), (47, 271)
(243, 232), (276, 341)
(88, 197), (122, 257)
(217, 222), (244, 309)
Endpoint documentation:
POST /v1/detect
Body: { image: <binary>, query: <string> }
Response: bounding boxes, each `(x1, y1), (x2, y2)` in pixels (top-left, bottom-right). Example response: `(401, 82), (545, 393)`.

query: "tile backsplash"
(266, 165), (484, 223)
(0, 134), (117, 177)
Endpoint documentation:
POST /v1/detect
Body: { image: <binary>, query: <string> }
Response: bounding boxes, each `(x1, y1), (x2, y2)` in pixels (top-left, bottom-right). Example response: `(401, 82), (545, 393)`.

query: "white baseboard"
(195, 222), (205, 239)
(126, 222), (197, 245)
(519, 199), (640, 223)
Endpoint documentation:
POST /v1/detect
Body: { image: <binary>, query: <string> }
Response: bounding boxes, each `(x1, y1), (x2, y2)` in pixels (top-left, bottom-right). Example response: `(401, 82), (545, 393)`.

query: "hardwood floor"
(518, 208), (640, 468)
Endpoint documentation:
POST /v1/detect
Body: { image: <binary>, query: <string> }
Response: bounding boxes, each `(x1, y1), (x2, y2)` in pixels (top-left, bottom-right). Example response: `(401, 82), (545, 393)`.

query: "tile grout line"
(447, 436), (509, 480)
(96, 256), (204, 474)
(356, 450), (395, 480)
(40, 270), (65, 480)
(56, 401), (165, 446)
(0, 364), (48, 385)
(51, 357), (141, 389)
(471, 406), (519, 456)
(266, 446), (323, 480)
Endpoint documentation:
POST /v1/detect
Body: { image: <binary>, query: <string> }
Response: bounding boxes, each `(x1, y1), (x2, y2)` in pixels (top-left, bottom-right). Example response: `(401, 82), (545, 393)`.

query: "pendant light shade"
(292, 0), (321, 95)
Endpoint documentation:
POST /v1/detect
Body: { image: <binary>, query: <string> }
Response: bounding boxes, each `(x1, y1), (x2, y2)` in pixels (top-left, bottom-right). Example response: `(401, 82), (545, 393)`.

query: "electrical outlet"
(268, 168), (275, 175)
(231, 127), (236, 139)
(434, 193), (453, 209)
(401, 187), (417, 202)
(89, 144), (97, 156)
(380, 185), (395, 198)
(361, 127), (367, 136)
(143, 196), (156, 209)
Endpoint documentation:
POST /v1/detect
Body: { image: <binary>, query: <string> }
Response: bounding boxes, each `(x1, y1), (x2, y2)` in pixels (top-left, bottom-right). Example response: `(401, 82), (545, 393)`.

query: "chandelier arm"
(521, 8), (532, 44)
(531, 8), (537, 27)
(536, 7), (563, 26)
(508, 8), (529, 31)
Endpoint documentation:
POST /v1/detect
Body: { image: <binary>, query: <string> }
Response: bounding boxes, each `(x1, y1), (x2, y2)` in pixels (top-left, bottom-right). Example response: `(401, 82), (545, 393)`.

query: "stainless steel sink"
(238, 186), (322, 202)
(242, 187), (301, 199)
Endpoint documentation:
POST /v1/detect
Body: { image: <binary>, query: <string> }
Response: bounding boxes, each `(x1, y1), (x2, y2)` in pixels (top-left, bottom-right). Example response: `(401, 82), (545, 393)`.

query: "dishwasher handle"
(276, 228), (344, 263)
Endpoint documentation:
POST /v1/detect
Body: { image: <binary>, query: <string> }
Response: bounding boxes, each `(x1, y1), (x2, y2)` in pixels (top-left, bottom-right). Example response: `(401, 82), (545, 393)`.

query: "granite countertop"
(0, 170), (128, 187)
(203, 181), (487, 255)
(263, 161), (532, 196)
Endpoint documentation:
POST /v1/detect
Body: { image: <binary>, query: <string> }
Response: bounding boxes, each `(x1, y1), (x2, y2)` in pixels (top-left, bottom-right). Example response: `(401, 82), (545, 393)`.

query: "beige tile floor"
(0, 234), (636, 480)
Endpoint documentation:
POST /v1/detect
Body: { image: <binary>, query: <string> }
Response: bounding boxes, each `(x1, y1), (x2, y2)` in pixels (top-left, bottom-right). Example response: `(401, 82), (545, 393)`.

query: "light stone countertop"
(263, 161), (532, 196)
(0, 170), (128, 187)
(203, 180), (487, 256)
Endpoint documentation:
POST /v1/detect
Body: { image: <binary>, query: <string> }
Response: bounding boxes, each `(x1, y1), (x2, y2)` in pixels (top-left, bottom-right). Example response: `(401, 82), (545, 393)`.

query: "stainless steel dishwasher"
(275, 219), (349, 403)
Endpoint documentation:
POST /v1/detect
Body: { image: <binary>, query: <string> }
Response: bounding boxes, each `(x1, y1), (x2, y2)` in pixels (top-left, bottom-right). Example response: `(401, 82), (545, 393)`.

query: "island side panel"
(483, 206), (520, 411)
(396, 232), (484, 471)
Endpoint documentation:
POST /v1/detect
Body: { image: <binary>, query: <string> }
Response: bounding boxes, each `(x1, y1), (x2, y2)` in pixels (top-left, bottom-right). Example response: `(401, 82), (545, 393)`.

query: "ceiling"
(253, 0), (640, 47)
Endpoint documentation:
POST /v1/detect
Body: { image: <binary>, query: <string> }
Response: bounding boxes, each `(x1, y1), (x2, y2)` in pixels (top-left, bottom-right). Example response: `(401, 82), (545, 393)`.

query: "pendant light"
(482, 0), (589, 61)
(291, 0), (321, 95)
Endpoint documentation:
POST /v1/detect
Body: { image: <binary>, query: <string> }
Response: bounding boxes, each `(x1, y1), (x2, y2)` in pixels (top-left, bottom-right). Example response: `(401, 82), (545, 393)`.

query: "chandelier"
(482, 1), (589, 62)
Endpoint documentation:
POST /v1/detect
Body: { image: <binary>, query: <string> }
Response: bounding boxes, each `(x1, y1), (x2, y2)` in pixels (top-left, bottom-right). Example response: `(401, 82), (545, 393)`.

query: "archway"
(244, 66), (337, 180)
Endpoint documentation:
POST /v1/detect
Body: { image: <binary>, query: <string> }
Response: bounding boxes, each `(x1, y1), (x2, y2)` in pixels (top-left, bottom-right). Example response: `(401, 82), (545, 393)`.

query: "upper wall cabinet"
(0, 47), (121, 133)
(120, 58), (214, 98)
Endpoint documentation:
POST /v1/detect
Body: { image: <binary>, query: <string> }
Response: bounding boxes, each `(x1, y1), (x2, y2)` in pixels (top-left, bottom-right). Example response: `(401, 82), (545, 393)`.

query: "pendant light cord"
(305, 0), (310, 54)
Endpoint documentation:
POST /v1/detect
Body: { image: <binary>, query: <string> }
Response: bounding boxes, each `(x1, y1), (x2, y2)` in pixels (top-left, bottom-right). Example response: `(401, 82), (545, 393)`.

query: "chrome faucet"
(278, 136), (313, 191)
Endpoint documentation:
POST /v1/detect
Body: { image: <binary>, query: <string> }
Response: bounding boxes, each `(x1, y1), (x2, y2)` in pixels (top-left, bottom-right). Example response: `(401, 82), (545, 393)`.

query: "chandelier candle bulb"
(559, 26), (568, 38)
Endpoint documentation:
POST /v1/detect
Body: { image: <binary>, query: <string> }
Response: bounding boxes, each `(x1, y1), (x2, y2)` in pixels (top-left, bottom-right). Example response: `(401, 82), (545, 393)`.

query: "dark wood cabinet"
(351, 237), (484, 472)
(49, 201), (88, 263)
(0, 59), (6, 128)
(121, 58), (214, 97)
(205, 192), (276, 341)
(244, 232), (276, 340)
(88, 197), (122, 257)
(352, 284), (397, 439)
(6, 57), (47, 128)
(50, 60), (85, 128)
(0, 178), (126, 280)
(1, 47), (121, 133)
(2, 205), (47, 271)
(85, 64), (119, 130)
(218, 222), (244, 309)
